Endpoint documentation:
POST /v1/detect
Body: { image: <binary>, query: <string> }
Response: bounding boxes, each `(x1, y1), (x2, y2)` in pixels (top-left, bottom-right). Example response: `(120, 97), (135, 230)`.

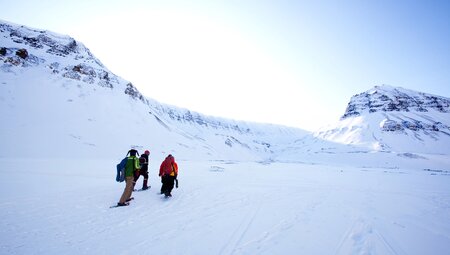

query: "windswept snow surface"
(1, 159), (449, 255)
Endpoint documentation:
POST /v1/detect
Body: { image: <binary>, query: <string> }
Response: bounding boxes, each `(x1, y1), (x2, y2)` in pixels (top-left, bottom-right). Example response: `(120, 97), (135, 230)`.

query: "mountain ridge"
(342, 84), (450, 119)
(0, 19), (307, 161)
(1, 19), (449, 168)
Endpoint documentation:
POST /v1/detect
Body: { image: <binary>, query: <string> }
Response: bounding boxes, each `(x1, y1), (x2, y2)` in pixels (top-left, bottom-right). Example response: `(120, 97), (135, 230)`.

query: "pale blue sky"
(1, 0), (449, 130)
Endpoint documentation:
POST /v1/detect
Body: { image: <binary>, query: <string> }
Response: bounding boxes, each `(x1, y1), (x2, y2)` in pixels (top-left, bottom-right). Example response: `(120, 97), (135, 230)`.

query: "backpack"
(116, 157), (127, 182)
(139, 155), (146, 164)
(161, 156), (176, 176)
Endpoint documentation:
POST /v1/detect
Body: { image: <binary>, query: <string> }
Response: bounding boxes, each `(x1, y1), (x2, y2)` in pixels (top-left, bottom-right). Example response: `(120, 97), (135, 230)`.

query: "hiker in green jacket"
(117, 149), (141, 206)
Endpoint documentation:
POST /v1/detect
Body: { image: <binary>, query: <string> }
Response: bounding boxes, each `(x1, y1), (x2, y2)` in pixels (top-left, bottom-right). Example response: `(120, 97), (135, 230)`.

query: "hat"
(145, 150), (150, 155)
(128, 149), (139, 156)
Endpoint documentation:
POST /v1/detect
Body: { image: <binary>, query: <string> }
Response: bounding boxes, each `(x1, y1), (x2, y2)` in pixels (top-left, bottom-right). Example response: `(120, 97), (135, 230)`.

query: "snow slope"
(0, 19), (307, 162)
(1, 20), (450, 255)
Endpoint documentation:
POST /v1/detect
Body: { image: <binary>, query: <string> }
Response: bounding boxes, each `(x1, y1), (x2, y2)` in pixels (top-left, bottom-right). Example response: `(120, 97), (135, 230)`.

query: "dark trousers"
(161, 175), (175, 195)
(134, 170), (149, 188)
(134, 170), (149, 182)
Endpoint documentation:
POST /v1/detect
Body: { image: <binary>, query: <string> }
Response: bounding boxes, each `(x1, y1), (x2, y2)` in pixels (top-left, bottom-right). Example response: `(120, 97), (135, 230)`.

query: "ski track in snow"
(334, 217), (401, 255)
(219, 198), (261, 255)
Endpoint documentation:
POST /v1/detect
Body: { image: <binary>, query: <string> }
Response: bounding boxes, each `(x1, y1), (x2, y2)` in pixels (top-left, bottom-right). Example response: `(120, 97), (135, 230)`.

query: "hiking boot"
(143, 179), (148, 190)
(117, 202), (129, 207)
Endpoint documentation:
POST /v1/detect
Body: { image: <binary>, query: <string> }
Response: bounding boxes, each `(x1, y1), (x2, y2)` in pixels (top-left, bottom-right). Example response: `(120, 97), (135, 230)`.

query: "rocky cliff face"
(341, 85), (450, 133)
(343, 85), (450, 117)
(0, 21), (124, 89)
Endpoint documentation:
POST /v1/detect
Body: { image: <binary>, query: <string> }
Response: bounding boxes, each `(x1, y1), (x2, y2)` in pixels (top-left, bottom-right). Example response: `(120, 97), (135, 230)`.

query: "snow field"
(1, 159), (449, 255)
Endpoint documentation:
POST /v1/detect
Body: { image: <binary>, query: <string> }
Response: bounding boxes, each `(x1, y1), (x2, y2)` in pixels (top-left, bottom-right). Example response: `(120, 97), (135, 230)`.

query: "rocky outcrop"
(2, 22), (86, 58)
(124, 83), (145, 101)
(342, 85), (450, 119)
(1, 20), (118, 89)
(380, 119), (448, 133)
(15, 48), (28, 59)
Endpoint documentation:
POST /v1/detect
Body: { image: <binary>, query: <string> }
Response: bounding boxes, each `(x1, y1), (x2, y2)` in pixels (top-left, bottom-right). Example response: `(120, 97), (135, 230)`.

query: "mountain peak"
(341, 85), (450, 119)
(314, 85), (450, 154)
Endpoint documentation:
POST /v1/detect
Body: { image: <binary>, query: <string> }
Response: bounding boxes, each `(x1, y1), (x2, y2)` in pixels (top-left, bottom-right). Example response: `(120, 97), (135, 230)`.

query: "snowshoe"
(110, 202), (130, 208)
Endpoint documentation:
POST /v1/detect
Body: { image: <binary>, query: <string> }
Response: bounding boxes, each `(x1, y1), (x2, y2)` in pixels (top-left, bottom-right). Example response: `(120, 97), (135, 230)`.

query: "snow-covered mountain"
(1, 19), (449, 169)
(313, 85), (450, 154)
(0, 19), (307, 161)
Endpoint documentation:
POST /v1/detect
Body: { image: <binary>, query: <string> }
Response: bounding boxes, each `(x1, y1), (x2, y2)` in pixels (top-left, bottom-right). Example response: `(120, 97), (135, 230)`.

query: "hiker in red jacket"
(159, 154), (178, 197)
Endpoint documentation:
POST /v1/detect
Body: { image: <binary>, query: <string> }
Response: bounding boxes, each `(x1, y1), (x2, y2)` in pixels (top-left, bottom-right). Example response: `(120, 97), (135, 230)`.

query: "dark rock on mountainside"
(1, 21), (120, 89)
(342, 85), (450, 119)
(338, 85), (450, 134)
(15, 48), (28, 59)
